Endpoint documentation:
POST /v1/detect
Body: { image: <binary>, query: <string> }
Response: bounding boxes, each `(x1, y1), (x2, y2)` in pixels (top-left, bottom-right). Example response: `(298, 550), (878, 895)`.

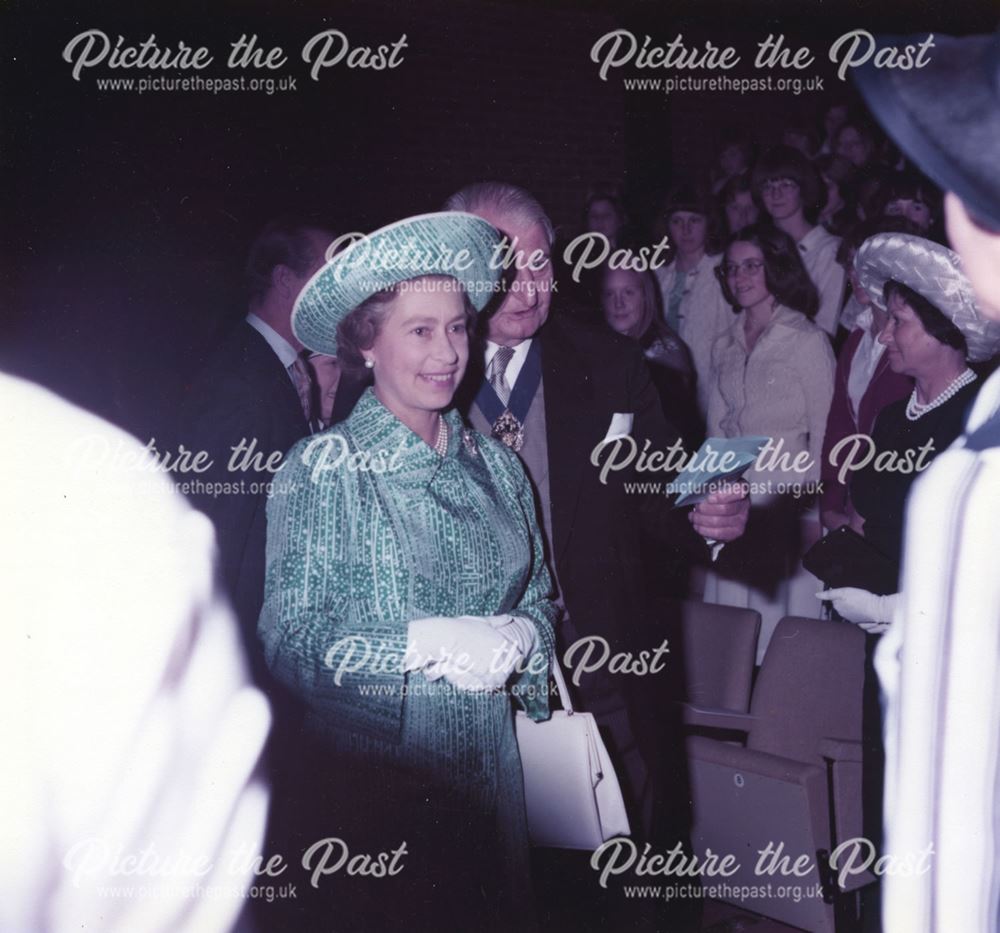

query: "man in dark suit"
(445, 183), (749, 897)
(179, 218), (364, 931)
(179, 218), (334, 676)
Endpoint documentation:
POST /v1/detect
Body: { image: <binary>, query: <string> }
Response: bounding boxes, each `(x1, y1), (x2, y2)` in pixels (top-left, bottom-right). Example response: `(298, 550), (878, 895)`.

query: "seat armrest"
(819, 736), (871, 890)
(681, 702), (754, 732)
(687, 738), (827, 785)
(819, 737), (863, 763)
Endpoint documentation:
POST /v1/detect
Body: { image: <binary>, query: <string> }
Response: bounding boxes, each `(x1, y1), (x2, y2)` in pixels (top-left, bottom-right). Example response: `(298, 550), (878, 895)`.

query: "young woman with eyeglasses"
(703, 223), (836, 662)
(752, 145), (847, 337)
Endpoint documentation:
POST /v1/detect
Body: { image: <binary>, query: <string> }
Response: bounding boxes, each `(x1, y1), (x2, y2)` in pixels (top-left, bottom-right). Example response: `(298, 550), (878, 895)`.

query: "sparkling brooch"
(491, 410), (525, 452)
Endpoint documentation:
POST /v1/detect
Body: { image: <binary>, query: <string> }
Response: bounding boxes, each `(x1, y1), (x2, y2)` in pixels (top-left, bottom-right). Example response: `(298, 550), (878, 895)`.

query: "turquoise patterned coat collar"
(318, 387), (475, 486)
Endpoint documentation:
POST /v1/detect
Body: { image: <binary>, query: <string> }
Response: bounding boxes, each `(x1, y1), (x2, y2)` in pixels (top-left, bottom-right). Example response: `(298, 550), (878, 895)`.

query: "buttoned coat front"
(708, 304), (836, 495)
(259, 389), (556, 793)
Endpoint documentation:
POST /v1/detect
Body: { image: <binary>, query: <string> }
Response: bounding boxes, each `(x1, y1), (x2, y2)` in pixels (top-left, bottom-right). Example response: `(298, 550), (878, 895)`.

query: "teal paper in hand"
(664, 436), (769, 507)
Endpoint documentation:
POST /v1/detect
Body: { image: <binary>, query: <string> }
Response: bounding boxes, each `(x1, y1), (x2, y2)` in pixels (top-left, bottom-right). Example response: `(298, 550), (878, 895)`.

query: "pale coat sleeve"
(2, 375), (270, 933)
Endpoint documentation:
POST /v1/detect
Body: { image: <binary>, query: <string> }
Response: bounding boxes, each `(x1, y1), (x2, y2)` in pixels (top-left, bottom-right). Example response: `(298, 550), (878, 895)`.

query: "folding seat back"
(678, 600), (761, 713)
(686, 616), (868, 933)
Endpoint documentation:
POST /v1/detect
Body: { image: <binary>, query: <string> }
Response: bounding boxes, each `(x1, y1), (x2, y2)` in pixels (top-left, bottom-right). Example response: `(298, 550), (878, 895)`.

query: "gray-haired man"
(446, 182), (749, 857)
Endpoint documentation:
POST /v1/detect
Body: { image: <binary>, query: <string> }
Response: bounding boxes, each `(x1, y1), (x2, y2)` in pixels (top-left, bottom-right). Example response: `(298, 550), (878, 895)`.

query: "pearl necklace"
(905, 368), (977, 421)
(433, 416), (449, 456)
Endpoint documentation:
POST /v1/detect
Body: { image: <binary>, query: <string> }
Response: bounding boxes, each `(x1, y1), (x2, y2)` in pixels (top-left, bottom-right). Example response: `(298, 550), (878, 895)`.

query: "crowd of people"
(561, 109), (1000, 932)
(173, 85), (1000, 932)
(15, 32), (1000, 933)
(547, 106), (997, 673)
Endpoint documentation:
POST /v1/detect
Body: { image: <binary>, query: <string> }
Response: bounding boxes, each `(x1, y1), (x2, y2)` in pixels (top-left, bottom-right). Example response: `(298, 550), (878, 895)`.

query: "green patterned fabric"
(259, 387), (556, 806)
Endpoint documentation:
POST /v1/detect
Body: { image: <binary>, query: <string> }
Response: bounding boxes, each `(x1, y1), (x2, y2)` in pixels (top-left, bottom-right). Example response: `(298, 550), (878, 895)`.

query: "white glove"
(485, 614), (537, 660)
(429, 616), (538, 690)
(817, 588), (899, 632)
(404, 615), (521, 690)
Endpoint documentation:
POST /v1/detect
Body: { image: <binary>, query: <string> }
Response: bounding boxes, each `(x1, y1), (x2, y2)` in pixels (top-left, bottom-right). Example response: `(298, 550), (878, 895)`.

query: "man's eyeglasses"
(760, 179), (799, 196)
(721, 259), (765, 277)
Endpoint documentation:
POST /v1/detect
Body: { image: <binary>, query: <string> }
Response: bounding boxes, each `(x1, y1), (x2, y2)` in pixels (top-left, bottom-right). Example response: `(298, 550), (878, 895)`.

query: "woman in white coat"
(704, 223), (836, 662)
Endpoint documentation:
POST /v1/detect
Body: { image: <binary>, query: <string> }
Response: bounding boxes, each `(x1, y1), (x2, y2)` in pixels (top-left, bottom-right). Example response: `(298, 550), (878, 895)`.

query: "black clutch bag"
(802, 525), (898, 595)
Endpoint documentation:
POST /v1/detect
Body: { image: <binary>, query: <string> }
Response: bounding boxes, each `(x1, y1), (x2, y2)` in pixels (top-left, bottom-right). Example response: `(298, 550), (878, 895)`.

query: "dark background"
(3, 0), (996, 444)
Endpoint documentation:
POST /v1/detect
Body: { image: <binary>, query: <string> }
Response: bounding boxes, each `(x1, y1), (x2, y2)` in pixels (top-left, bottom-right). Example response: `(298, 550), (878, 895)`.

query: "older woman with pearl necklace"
(817, 232), (1000, 911)
(820, 231), (1000, 627)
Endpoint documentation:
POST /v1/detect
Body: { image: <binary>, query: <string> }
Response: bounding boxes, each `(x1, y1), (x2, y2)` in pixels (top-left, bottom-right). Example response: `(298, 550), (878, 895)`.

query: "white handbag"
(515, 659), (632, 849)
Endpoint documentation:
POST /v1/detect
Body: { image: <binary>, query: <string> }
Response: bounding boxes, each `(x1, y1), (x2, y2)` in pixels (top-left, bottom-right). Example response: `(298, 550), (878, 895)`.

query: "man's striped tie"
(489, 345), (515, 407)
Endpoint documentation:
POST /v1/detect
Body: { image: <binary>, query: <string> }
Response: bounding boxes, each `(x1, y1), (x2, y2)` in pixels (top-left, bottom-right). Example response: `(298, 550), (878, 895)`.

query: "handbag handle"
(550, 656), (575, 715)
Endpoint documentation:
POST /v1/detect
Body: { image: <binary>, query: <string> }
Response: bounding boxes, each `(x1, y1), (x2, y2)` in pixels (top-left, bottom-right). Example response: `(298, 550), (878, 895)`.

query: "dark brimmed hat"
(852, 29), (1000, 230)
(292, 211), (504, 356)
(855, 232), (1000, 361)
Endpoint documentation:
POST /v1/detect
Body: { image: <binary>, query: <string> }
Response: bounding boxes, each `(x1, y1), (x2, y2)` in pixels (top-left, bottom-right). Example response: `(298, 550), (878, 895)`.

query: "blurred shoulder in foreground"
(0, 371), (271, 933)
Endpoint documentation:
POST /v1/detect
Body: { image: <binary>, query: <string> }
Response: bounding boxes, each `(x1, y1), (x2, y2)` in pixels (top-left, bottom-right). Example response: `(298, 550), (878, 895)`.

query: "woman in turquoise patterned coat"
(259, 213), (557, 929)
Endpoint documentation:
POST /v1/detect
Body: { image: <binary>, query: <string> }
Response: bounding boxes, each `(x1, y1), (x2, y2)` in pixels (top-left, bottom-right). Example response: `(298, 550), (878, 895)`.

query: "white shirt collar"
(854, 305), (874, 332)
(246, 313), (300, 371)
(694, 252), (721, 273)
(798, 225), (831, 252)
(485, 339), (533, 389)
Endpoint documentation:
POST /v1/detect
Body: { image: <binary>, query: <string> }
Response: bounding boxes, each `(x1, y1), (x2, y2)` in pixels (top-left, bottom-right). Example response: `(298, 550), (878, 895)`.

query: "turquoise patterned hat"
(292, 211), (504, 356)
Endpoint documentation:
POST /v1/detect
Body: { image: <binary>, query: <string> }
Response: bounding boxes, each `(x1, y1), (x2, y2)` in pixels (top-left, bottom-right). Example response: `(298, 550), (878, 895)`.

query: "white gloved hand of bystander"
(817, 588), (899, 632)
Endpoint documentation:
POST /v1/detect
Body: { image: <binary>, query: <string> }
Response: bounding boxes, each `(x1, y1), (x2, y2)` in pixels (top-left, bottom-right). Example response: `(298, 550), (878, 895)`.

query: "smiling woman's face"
(365, 277), (470, 421)
(724, 240), (772, 312)
(602, 267), (646, 337)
